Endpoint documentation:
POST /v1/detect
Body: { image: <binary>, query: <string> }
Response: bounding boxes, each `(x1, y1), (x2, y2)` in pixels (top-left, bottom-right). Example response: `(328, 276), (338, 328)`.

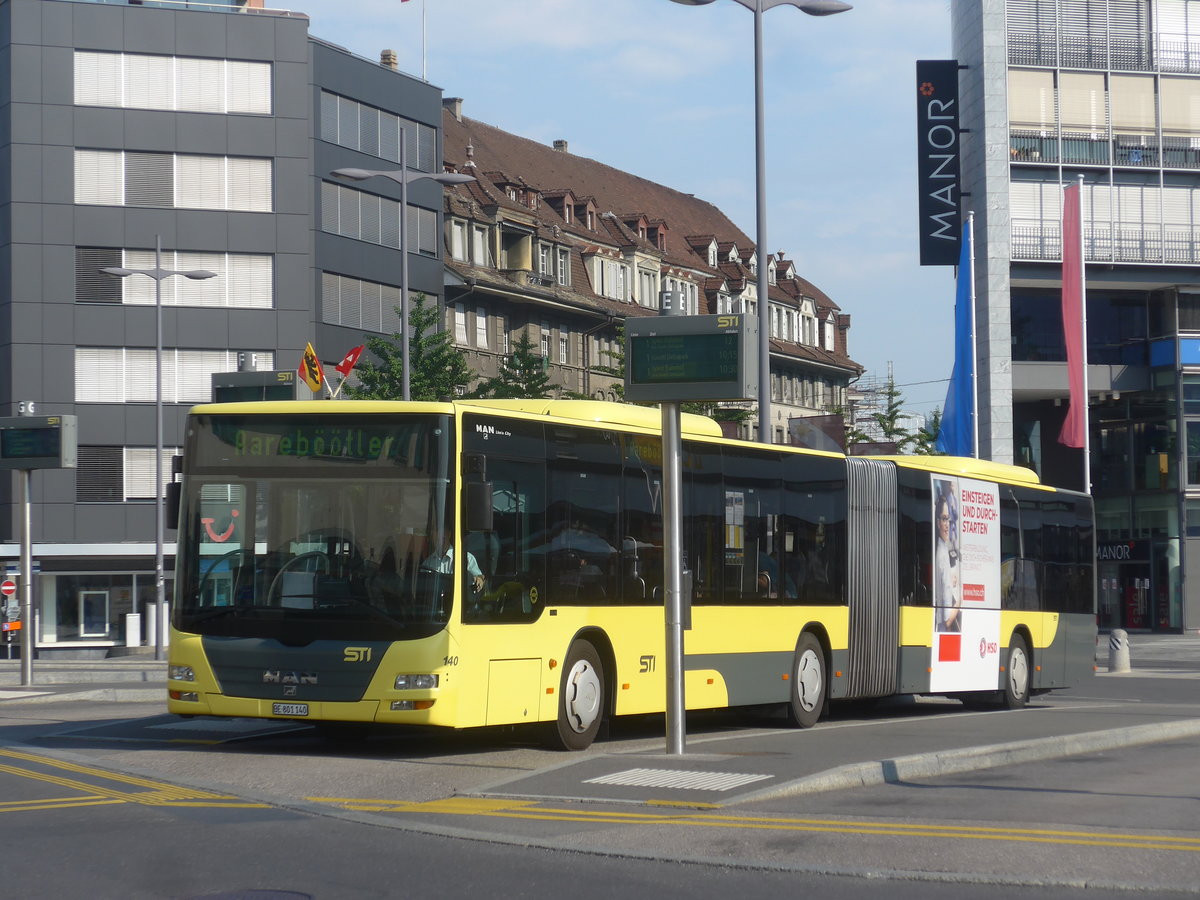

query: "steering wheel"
(266, 551), (331, 606)
(197, 548), (255, 605)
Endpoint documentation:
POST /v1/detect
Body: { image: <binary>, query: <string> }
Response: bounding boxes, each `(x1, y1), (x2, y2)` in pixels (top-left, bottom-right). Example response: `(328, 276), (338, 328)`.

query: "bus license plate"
(272, 702), (309, 717)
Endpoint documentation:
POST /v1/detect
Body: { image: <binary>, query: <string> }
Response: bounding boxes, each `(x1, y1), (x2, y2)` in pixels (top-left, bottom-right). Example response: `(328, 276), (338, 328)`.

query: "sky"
(295, 0), (957, 415)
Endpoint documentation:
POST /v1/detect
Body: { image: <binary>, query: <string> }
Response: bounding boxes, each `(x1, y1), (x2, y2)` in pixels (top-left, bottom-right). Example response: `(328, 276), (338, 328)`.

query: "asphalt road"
(0, 635), (1197, 897)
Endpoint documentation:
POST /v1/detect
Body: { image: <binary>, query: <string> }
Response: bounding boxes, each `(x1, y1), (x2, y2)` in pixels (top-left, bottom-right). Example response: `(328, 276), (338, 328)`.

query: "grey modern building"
(1, 0), (447, 651)
(953, 0), (1200, 632)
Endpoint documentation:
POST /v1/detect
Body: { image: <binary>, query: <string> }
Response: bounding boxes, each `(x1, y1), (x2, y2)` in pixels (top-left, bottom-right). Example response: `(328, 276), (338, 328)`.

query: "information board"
(0, 416), (78, 470)
(624, 314), (758, 403)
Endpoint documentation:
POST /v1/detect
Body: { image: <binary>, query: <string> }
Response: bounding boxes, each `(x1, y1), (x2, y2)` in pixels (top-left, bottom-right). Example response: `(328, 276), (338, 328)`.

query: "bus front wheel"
(785, 632), (826, 728)
(549, 641), (605, 751)
(1003, 634), (1031, 710)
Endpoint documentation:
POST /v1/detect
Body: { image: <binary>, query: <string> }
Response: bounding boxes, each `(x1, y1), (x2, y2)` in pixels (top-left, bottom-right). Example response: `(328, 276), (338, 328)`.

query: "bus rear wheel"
(785, 632), (826, 728)
(1003, 634), (1031, 710)
(549, 641), (605, 751)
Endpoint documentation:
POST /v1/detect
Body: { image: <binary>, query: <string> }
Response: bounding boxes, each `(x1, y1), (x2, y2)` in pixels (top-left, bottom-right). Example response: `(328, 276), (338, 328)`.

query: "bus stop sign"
(624, 314), (758, 403)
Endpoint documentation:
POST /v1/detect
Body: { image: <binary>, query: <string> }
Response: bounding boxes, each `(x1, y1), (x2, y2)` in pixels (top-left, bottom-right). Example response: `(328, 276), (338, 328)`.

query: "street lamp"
(103, 237), (216, 661)
(331, 157), (475, 402)
(670, 0), (851, 443)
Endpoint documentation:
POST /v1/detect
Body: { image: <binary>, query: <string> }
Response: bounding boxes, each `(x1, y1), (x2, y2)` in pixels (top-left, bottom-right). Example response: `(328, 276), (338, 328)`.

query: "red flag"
(1059, 183), (1086, 448)
(298, 342), (324, 393)
(335, 344), (365, 377)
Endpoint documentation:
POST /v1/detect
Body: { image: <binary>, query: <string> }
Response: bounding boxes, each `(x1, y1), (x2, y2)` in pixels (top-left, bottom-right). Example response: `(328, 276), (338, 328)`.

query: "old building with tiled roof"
(439, 98), (863, 441)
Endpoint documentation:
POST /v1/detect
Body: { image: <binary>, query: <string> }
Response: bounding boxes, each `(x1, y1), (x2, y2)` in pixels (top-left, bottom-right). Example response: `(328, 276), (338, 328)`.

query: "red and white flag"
(1059, 182), (1087, 449)
(335, 344), (365, 377)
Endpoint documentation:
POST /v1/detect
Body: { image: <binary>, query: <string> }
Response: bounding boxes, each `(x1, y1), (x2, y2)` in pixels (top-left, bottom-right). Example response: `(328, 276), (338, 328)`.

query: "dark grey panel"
(274, 157), (311, 215)
(275, 212), (309, 255)
(10, 101), (42, 143)
(123, 208), (177, 250)
(226, 18), (275, 62)
(40, 248), (73, 303)
(122, 6), (176, 54)
(73, 205), (127, 248)
(685, 651), (792, 706)
(896, 644), (931, 693)
(41, 202), (75, 247)
(172, 10), (226, 59)
(175, 113), (230, 156)
(274, 116), (310, 161)
(273, 61), (312, 120)
(228, 114), (278, 158)
(71, 4), (125, 53)
(77, 404), (130, 445)
(176, 210), (229, 250)
(39, 45), (72, 106)
(275, 19), (310, 64)
(227, 213), (277, 253)
(40, 146), (74, 205)
(40, 103), (74, 147)
(123, 109), (181, 154)
(9, 147), (45, 204)
(828, 648), (851, 698)
(73, 305), (126, 347)
(73, 107), (125, 149)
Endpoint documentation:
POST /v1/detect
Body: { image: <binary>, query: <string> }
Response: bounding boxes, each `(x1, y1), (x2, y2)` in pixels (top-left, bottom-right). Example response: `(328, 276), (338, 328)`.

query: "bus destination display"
(0, 416), (78, 470)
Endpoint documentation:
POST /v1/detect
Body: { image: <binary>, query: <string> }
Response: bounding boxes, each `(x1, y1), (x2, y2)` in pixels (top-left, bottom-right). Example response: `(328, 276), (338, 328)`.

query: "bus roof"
(187, 398), (725, 438)
(869, 454), (1044, 486)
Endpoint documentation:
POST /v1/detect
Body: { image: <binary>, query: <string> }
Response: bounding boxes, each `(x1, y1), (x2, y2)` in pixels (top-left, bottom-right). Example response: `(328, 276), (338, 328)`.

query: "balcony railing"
(1011, 131), (1200, 170)
(58, 0), (305, 17)
(1007, 34), (1200, 74)
(1012, 222), (1200, 265)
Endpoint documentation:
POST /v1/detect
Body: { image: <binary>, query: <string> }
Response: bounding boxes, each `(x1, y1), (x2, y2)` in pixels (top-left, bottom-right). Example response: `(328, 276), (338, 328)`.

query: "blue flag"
(936, 220), (975, 456)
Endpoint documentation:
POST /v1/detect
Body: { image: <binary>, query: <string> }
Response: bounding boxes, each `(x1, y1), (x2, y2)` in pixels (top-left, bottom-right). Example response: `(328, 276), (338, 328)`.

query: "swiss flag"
(335, 344), (365, 377)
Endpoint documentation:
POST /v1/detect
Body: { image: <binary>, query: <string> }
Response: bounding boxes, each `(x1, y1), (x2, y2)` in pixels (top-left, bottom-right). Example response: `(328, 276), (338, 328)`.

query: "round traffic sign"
(0, 580), (16, 597)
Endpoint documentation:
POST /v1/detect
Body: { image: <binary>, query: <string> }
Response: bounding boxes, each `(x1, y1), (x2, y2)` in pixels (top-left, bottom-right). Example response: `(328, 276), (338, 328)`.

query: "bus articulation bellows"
(167, 400), (1095, 750)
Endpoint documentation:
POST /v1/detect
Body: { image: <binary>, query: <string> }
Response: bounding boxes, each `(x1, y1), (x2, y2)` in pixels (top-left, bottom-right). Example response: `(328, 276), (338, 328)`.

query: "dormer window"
(767, 259), (776, 285)
(708, 244), (717, 267)
(587, 210), (596, 230)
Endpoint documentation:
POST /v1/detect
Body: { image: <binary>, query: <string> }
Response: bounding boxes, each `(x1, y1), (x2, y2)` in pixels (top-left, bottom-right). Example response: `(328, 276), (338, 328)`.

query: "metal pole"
(662, 401), (685, 754)
(19, 469), (32, 686)
(753, 1), (772, 444)
(155, 235), (165, 661)
(1078, 174), (1091, 494)
(399, 132), (411, 402)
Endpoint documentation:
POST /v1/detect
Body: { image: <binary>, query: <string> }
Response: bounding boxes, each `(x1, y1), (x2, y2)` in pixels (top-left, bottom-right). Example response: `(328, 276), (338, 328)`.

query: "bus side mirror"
(465, 481), (493, 532)
(165, 482), (182, 530)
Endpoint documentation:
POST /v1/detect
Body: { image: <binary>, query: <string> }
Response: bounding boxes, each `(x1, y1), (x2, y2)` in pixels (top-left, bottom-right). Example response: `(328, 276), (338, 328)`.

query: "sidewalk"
(0, 656), (166, 703)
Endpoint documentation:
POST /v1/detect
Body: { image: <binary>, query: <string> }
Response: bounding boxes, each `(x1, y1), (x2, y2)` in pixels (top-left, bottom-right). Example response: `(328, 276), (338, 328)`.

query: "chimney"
(553, 139), (569, 153)
(380, 49), (398, 70)
(443, 97), (464, 122)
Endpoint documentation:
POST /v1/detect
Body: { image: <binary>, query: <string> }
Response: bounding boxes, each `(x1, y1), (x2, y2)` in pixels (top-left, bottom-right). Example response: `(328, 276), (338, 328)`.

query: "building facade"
(1, 0), (446, 652)
(953, 0), (1200, 631)
(437, 103), (862, 444)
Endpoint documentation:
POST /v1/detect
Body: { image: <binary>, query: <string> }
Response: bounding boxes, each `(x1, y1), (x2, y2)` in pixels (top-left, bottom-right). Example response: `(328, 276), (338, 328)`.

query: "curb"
(734, 717), (1200, 804)
(0, 686), (164, 704)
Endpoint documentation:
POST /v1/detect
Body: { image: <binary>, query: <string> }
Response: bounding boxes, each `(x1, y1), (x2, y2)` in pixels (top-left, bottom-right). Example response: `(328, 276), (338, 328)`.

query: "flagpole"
(967, 210), (978, 459)
(1077, 174), (1090, 494)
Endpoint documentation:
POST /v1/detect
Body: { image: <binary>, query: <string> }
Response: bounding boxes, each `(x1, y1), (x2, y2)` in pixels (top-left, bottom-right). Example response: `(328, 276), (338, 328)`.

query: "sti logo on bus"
(344, 646), (372, 663)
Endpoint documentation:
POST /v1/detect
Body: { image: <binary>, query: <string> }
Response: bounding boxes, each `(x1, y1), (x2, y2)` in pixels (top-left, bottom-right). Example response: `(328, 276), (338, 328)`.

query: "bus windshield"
(175, 413), (455, 642)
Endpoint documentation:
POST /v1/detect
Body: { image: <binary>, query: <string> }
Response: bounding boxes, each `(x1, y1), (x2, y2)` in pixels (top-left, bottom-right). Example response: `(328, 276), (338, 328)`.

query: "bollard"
(1107, 628), (1131, 673)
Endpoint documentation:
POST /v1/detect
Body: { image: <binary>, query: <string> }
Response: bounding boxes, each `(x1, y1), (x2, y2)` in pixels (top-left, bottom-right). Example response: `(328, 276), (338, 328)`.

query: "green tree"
(347, 293), (476, 401)
(471, 329), (553, 399)
(912, 408), (943, 455)
(871, 378), (915, 453)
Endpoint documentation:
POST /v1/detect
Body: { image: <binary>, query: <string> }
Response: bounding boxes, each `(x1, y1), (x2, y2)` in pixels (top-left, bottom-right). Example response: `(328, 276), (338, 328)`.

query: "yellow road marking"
(305, 796), (1200, 853)
(0, 750), (269, 810)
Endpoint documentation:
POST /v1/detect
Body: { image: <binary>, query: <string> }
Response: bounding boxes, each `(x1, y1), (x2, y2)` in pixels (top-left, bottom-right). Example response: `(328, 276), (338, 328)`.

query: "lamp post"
(670, 0), (851, 443)
(331, 152), (475, 401)
(103, 237), (216, 661)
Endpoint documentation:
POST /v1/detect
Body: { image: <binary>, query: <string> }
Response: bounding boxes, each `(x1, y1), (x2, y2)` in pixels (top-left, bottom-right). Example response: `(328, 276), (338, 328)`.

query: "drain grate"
(583, 767), (772, 792)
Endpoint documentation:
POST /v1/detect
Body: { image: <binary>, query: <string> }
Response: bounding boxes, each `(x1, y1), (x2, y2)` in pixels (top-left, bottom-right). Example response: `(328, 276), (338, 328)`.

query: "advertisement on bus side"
(930, 476), (1001, 692)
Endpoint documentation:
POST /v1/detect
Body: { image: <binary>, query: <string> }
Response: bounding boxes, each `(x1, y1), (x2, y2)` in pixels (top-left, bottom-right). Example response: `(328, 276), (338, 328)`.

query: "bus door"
(843, 459), (899, 698)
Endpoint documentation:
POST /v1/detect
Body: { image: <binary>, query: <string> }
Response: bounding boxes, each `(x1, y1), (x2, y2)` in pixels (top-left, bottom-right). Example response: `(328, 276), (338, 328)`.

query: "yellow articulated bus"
(167, 399), (1095, 750)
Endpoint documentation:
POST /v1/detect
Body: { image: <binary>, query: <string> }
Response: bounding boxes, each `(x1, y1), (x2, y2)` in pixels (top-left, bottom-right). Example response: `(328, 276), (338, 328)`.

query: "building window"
(539, 244), (552, 277)
(454, 304), (468, 344)
(540, 321), (551, 358)
(75, 348), (274, 404)
(476, 306), (489, 349)
(322, 181), (438, 256)
(319, 90), (437, 171)
(472, 226), (489, 265)
(559, 332), (569, 364)
(75, 150), (273, 212)
(557, 248), (571, 285)
(77, 248), (273, 309)
(74, 51), (272, 115)
(450, 220), (468, 261)
(320, 272), (403, 334)
(76, 446), (182, 503)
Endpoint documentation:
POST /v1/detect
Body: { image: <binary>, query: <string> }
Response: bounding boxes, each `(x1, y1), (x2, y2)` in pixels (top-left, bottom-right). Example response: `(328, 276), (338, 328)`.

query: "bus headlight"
(394, 674), (438, 690)
(169, 665), (195, 682)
